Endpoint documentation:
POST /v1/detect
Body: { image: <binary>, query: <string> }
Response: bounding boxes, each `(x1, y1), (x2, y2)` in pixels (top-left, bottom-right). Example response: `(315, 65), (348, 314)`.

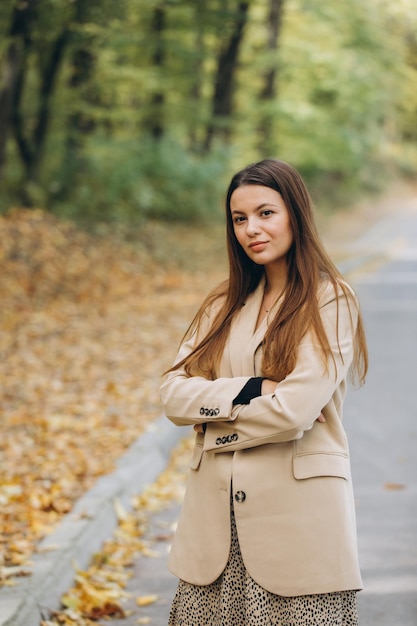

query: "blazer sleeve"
(203, 283), (358, 452)
(160, 332), (251, 427)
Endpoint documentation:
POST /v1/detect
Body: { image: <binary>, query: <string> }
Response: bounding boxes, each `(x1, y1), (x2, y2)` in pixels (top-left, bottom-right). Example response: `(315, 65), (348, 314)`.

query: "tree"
(0, 1), (74, 204)
(147, 4), (166, 140)
(204, 1), (250, 152)
(58, 0), (102, 199)
(0, 0), (38, 181)
(257, 0), (285, 155)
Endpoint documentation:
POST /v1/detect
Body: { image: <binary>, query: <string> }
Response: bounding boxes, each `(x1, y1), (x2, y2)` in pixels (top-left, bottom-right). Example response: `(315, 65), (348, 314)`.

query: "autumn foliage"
(0, 209), (222, 586)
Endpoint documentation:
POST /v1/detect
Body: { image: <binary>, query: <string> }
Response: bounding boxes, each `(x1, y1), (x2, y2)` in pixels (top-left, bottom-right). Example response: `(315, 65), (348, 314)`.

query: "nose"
(246, 215), (260, 236)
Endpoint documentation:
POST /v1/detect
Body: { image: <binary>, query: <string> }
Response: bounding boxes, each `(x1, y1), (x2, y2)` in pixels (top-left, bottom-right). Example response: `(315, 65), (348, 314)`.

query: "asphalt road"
(110, 200), (417, 626)
(346, 204), (417, 626)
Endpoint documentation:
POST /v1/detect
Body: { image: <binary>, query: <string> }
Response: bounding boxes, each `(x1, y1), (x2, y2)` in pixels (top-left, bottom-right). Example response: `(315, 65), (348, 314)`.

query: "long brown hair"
(169, 159), (368, 385)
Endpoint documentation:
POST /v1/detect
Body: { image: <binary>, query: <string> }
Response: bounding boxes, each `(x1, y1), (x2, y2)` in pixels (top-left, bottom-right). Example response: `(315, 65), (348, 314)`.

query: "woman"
(160, 158), (368, 625)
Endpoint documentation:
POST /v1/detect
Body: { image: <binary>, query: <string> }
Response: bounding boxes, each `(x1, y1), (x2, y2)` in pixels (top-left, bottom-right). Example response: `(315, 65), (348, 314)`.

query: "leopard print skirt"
(169, 504), (359, 626)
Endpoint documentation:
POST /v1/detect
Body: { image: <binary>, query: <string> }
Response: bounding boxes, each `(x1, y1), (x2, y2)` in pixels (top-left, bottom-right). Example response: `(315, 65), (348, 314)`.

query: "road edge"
(0, 417), (190, 626)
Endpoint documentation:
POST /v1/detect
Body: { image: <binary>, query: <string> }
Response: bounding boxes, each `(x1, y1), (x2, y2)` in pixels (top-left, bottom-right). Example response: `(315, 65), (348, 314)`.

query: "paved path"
(346, 204), (417, 625)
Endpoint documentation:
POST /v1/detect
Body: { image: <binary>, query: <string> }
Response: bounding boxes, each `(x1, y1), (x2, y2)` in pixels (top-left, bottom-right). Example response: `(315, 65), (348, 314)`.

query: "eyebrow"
(231, 202), (277, 214)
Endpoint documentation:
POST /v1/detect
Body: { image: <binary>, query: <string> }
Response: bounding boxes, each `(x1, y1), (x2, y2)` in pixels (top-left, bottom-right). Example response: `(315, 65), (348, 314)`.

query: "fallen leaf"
(136, 594), (159, 607)
(384, 483), (406, 490)
(153, 532), (173, 541)
(0, 565), (32, 580)
(86, 602), (125, 619)
(114, 498), (129, 522)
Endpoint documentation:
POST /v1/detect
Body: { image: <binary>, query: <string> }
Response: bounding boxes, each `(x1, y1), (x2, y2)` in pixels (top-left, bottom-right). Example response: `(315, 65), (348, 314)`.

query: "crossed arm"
(161, 286), (357, 451)
(193, 378), (326, 434)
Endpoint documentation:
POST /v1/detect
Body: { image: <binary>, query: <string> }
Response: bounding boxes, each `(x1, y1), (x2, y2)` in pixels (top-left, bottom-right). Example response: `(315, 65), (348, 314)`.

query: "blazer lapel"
(226, 279), (267, 377)
(224, 277), (285, 377)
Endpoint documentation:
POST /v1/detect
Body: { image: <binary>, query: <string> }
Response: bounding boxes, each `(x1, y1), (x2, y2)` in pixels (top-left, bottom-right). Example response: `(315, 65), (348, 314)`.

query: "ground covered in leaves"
(0, 209), (225, 584)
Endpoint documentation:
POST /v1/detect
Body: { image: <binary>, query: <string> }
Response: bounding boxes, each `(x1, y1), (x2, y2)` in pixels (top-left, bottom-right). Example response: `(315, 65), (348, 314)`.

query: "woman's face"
(230, 185), (293, 270)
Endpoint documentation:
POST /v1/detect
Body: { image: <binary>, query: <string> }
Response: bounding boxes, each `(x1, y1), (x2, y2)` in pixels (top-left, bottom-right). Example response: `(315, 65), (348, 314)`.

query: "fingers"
(261, 378), (279, 395)
(316, 412), (326, 423)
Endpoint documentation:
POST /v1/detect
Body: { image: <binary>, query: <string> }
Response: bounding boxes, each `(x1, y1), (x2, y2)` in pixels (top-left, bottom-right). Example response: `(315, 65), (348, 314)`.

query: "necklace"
(262, 294), (274, 313)
(262, 286), (284, 314)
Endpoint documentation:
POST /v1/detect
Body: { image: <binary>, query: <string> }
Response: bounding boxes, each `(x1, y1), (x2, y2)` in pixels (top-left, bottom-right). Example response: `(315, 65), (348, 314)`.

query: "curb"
(0, 416), (190, 626)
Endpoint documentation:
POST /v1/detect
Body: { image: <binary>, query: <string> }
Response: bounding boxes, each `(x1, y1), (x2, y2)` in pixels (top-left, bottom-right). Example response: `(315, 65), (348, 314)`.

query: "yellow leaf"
(113, 497), (129, 522)
(136, 594), (158, 606)
(384, 483), (406, 490)
(61, 594), (80, 610)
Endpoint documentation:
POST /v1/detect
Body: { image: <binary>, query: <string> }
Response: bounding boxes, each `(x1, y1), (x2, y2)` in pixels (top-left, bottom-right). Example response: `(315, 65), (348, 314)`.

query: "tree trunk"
(147, 4), (166, 140)
(204, 1), (250, 152)
(188, 0), (205, 152)
(0, 0), (38, 180)
(258, 0), (284, 155)
(27, 28), (69, 181)
(58, 0), (97, 201)
(7, 0), (70, 204)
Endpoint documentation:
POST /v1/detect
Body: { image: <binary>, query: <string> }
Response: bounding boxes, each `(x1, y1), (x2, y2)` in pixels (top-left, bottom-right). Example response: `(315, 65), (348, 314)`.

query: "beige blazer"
(160, 277), (363, 597)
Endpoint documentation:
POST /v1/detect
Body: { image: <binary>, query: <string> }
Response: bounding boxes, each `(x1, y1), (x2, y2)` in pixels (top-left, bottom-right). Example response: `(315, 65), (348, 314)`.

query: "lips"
(249, 241), (268, 252)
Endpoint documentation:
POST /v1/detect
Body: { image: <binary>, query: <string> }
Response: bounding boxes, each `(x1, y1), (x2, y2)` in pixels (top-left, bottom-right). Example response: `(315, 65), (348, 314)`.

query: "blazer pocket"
(293, 452), (350, 480)
(190, 433), (204, 470)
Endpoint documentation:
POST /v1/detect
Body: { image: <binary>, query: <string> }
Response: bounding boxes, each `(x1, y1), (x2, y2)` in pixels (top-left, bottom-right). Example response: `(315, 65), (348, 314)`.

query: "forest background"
(1, 0), (417, 222)
(1, 0), (417, 613)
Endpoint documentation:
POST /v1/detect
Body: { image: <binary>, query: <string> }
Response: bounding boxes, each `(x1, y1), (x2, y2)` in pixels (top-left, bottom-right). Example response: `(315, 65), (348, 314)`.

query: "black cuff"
(232, 377), (264, 406)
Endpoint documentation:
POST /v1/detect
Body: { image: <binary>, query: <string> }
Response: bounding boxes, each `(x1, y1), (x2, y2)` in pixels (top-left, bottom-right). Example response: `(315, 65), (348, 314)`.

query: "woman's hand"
(193, 423), (205, 433)
(261, 378), (279, 395)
